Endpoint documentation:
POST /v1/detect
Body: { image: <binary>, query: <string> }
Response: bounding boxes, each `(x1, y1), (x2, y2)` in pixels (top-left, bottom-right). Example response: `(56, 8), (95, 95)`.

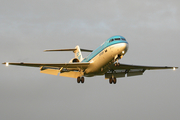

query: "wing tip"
(173, 67), (178, 70)
(2, 62), (9, 66)
(44, 50), (53, 52)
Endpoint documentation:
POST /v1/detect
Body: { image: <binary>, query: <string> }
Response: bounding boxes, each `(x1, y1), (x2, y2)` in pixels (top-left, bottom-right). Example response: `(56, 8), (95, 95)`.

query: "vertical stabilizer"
(74, 45), (83, 62)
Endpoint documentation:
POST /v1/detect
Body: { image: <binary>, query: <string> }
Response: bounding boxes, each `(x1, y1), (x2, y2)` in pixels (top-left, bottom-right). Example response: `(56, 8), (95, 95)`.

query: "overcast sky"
(1, 0), (180, 120)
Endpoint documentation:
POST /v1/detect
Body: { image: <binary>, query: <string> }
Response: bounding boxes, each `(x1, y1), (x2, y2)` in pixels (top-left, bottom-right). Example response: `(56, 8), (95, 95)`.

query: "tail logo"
(77, 52), (82, 60)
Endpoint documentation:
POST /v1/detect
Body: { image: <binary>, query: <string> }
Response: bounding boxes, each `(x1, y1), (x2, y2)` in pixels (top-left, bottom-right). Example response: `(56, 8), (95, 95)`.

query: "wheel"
(115, 62), (120, 66)
(109, 77), (113, 84)
(81, 77), (84, 83)
(113, 77), (117, 84)
(77, 77), (81, 83)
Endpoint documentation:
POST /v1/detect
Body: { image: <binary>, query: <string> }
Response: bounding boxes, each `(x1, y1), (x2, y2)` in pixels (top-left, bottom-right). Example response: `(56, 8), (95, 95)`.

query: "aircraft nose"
(125, 42), (129, 51)
(121, 41), (129, 54)
(122, 39), (128, 47)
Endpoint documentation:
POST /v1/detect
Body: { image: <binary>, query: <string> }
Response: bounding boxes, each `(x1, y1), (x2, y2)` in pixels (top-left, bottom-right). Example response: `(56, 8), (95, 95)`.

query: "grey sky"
(0, 0), (180, 120)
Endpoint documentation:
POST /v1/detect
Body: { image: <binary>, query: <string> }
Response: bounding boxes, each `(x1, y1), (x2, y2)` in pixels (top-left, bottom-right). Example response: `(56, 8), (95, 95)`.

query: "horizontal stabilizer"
(80, 49), (93, 52)
(44, 48), (93, 52)
(44, 49), (76, 52)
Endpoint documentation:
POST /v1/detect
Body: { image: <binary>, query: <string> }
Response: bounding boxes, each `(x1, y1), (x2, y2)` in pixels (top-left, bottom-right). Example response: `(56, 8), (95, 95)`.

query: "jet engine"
(69, 58), (80, 63)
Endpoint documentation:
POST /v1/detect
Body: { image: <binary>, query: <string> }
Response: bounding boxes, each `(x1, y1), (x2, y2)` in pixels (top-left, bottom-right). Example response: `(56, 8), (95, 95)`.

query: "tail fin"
(74, 46), (83, 62)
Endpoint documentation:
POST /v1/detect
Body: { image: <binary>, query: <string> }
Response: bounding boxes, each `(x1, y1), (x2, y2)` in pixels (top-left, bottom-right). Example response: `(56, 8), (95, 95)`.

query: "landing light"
(122, 51), (125, 54)
(173, 67), (176, 71)
(6, 62), (9, 66)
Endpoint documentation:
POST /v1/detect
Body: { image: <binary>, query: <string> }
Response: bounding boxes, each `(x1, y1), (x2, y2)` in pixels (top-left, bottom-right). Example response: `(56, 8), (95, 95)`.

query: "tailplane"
(44, 46), (93, 62)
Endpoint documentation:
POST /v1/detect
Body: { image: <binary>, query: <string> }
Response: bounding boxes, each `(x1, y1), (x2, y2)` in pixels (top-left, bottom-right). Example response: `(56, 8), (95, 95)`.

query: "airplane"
(2, 35), (178, 84)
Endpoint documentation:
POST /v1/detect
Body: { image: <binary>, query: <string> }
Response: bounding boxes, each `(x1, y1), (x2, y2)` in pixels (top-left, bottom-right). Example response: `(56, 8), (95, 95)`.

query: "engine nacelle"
(69, 58), (80, 63)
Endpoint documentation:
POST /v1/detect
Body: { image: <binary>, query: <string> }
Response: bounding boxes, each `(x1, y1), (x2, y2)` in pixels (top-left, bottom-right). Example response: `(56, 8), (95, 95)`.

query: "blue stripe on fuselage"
(82, 40), (128, 62)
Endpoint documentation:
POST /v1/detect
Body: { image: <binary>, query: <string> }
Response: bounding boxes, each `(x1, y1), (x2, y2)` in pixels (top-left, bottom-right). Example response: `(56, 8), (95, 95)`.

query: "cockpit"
(109, 36), (126, 43)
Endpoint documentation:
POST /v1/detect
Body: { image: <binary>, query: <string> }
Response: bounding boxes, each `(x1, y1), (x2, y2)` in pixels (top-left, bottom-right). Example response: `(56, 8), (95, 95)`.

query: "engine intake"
(69, 58), (80, 63)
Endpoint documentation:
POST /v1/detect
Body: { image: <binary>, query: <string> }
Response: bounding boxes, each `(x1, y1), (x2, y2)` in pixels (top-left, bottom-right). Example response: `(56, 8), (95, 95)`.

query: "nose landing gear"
(114, 54), (123, 67)
(115, 62), (120, 66)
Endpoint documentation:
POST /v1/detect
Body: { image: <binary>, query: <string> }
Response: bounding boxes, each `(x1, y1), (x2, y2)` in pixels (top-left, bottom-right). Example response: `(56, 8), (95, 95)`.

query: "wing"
(111, 64), (178, 70)
(105, 63), (178, 79)
(2, 62), (90, 76)
(2, 62), (90, 68)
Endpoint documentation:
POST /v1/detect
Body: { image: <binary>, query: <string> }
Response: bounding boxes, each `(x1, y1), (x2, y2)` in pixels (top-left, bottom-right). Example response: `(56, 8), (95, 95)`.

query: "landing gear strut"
(77, 77), (85, 84)
(114, 54), (122, 67)
(109, 77), (117, 84)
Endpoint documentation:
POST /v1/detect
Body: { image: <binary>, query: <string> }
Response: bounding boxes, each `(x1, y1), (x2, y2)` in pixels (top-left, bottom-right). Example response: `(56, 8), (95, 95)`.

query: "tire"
(81, 77), (84, 83)
(77, 77), (81, 83)
(109, 77), (113, 84)
(113, 77), (117, 84)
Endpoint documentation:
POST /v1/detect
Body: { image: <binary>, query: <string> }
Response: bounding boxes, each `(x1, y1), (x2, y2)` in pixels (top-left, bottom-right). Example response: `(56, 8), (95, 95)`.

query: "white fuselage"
(84, 43), (128, 76)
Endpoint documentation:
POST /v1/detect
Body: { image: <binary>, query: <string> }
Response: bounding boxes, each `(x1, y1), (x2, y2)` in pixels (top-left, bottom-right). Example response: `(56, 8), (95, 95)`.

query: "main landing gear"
(115, 62), (120, 66)
(109, 77), (117, 84)
(77, 77), (85, 83)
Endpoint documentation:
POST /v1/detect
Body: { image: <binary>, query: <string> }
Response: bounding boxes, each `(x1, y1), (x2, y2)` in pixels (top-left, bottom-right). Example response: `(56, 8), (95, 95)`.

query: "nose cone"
(125, 42), (129, 52)
(115, 42), (128, 55)
(121, 41), (128, 52)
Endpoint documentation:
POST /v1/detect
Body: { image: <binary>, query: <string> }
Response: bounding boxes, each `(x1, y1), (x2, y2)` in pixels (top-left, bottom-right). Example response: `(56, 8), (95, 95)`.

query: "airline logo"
(77, 52), (81, 60)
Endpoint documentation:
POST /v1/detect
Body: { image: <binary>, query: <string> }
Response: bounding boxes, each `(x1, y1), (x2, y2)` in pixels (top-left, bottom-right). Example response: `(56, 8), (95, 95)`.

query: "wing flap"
(40, 69), (60, 75)
(60, 71), (81, 78)
(127, 71), (144, 77)
(105, 73), (125, 79)
(40, 67), (60, 75)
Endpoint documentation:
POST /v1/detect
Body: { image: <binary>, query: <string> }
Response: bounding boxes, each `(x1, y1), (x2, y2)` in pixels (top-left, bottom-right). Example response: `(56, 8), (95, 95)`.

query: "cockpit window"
(109, 39), (114, 43)
(115, 38), (120, 40)
(122, 38), (126, 41)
